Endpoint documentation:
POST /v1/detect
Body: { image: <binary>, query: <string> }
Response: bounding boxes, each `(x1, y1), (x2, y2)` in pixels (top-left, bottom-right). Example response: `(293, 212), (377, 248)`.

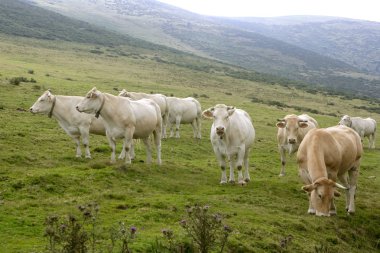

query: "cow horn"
(335, 182), (348, 190)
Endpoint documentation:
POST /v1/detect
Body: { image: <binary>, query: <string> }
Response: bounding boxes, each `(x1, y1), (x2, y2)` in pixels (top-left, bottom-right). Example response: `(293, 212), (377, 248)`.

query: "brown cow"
(297, 125), (362, 216)
(276, 114), (318, 176)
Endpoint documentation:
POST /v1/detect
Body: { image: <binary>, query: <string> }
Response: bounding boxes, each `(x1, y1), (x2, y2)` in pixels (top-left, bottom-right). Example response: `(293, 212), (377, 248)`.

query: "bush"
(28, 69), (34, 74)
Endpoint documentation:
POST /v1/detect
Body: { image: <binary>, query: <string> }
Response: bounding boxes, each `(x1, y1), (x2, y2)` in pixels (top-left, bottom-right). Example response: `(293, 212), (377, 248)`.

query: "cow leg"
(307, 193), (316, 214)
(107, 135), (117, 163)
(79, 128), (91, 159)
(161, 114), (168, 139)
(369, 133), (375, 149)
(191, 120), (197, 138)
(236, 147), (246, 185)
(329, 200), (337, 216)
(347, 167), (359, 214)
(153, 129), (162, 165)
(228, 157), (236, 184)
(71, 135), (82, 158)
(142, 137), (152, 164)
(279, 146), (286, 177)
(195, 116), (201, 139)
(175, 116), (181, 138)
(169, 119), (175, 138)
(243, 148), (251, 182)
(118, 143), (126, 160)
(214, 149), (227, 184)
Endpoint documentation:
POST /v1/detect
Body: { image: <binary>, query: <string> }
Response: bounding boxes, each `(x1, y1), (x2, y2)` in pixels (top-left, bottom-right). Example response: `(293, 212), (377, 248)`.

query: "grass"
(0, 34), (379, 252)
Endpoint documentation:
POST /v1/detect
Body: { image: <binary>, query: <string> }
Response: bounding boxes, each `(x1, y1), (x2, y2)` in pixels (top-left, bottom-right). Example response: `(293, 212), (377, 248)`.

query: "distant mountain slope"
(5, 0), (380, 98)
(0, 0), (156, 47)
(221, 16), (380, 75)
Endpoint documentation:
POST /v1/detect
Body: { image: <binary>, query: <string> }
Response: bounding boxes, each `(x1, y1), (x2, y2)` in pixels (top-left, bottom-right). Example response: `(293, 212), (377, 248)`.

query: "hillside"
(221, 16), (380, 75)
(25, 0), (380, 99)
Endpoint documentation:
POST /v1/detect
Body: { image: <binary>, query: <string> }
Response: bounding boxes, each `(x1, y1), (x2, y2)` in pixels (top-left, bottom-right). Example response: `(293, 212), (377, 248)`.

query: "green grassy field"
(0, 34), (379, 252)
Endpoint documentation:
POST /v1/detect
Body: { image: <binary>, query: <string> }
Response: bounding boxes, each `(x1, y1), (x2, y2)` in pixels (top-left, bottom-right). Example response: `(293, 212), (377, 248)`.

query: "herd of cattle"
(29, 88), (377, 217)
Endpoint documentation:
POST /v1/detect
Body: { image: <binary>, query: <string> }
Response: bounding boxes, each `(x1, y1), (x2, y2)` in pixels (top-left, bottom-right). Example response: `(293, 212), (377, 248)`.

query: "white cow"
(276, 114), (318, 177)
(29, 90), (106, 158)
(166, 96), (202, 139)
(297, 125), (362, 216)
(338, 115), (376, 149)
(203, 104), (255, 185)
(118, 89), (169, 138)
(76, 87), (162, 165)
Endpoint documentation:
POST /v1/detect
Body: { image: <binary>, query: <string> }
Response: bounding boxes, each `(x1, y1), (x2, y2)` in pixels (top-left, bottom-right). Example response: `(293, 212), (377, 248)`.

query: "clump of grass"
(28, 69), (34, 74)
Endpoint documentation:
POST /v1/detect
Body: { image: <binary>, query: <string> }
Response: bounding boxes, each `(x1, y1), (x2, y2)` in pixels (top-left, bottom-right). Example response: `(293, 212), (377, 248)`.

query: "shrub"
(28, 69), (34, 74)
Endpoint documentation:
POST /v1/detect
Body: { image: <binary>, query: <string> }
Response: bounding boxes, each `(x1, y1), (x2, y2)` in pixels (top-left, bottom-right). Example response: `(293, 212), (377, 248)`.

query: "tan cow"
(29, 90), (106, 158)
(203, 104), (255, 185)
(276, 114), (318, 176)
(76, 87), (162, 165)
(297, 125), (362, 216)
(118, 89), (169, 138)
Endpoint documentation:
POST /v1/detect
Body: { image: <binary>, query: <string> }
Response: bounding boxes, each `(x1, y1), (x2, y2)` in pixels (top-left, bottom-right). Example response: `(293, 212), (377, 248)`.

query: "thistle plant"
(179, 204), (232, 253)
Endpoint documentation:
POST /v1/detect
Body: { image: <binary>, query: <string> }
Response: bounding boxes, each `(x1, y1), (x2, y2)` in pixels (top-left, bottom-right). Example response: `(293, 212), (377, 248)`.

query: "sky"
(157, 0), (380, 22)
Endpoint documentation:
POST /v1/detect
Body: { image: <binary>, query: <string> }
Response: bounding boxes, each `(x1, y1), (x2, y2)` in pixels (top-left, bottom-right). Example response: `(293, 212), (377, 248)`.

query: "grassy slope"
(0, 35), (379, 252)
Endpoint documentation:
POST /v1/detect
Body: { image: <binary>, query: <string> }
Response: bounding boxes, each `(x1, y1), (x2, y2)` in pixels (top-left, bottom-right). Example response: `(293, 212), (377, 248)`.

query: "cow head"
(118, 89), (129, 97)
(76, 87), (103, 117)
(29, 89), (55, 116)
(302, 178), (347, 217)
(338, 115), (352, 127)
(276, 115), (309, 144)
(203, 104), (235, 139)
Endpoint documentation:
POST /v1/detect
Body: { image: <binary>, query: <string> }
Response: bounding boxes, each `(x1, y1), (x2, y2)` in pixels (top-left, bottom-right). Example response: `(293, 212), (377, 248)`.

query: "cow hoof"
(229, 180), (235, 184)
(238, 180), (246, 186)
(278, 173), (285, 177)
(244, 178), (250, 182)
(76, 155), (82, 158)
(220, 181), (227, 185)
(85, 156), (92, 159)
(329, 211), (337, 216)
(347, 211), (355, 216)
(307, 209), (316, 215)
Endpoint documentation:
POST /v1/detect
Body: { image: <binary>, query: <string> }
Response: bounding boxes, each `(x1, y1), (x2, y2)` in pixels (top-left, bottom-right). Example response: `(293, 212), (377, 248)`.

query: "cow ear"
(202, 108), (214, 119)
(299, 121), (309, 128)
(227, 106), (235, 116)
(276, 121), (286, 128)
(302, 184), (316, 192)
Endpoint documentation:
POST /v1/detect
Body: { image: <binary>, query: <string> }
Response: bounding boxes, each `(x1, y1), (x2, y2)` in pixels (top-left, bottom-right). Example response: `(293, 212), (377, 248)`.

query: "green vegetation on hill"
(0, 33), (379, 252)
(0, 0), (154, 48)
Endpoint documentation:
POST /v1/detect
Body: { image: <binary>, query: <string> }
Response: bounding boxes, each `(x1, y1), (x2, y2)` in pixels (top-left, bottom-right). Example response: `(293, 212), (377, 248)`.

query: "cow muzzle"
(75, 106), (82, 112)
(288, 138), (296, 144)
(216, 126), (225, 137)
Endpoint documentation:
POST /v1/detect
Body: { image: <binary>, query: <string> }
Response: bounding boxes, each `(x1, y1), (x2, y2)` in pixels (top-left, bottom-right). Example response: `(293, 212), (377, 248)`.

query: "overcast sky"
(157, 0), (380, 22)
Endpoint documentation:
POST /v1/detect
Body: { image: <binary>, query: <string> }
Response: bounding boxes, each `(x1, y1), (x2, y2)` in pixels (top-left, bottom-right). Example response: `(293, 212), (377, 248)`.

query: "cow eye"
(318, 194), (322, 199)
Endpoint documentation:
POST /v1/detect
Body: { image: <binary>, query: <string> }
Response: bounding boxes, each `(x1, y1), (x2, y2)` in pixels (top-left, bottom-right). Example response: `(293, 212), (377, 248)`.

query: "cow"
(29, 90), (106, 158)
(276, 114), (318, 177)
(338, 115), (376, 149)
(297, 125), (362, 216)
(166, 96), (202, 139)
(118, 89), (169, 138)
(76, 87), (162, 165)
(202, 104), (255, 185)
